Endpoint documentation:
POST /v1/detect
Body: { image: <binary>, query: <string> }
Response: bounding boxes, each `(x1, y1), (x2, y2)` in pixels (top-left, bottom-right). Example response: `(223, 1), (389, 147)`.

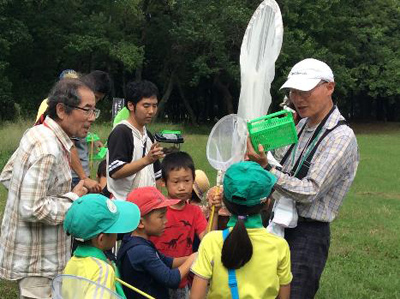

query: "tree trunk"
(359, 93), (373, 121)
(135, 0), (151, 81)
(213, 75), (234, 115)
(156, 74), (175, 120)
(88, 52), (93, 72)
(349, 91), (354, 121)
(393, 99), (400, 122)
(376, 97), (386, 121)
(176, 79), (198, 126)
(122, 65), (126, 99)
(135, 67), (142, 81)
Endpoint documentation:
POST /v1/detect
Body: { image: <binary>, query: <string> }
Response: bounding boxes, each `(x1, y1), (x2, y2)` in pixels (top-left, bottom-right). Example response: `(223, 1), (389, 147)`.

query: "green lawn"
(0, 120), (399, 298)
(317, 123), (400, 299)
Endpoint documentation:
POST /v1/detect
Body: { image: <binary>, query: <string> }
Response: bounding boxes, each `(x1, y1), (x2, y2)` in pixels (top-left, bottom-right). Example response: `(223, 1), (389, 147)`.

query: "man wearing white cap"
(248, 58), (359, 298)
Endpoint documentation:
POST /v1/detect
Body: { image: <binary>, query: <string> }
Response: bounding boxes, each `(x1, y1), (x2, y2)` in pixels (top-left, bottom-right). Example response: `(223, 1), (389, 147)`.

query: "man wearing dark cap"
(248, 58), (359, 299)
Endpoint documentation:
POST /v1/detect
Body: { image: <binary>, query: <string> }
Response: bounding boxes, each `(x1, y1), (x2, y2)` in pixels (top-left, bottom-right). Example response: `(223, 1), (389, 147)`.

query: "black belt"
(298, 216), (321, 223)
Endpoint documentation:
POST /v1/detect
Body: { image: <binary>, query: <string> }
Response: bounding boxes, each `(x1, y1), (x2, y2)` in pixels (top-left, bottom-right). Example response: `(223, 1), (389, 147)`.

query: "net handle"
(207, 170), (223, 233)
(115, 278), (155, 299)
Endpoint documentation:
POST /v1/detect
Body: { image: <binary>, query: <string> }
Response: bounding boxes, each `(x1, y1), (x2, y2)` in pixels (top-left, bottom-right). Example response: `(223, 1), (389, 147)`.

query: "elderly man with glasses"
(34, 70), (111, 194)
(248, 58), (359, 299)
(0, 78), (95, 298)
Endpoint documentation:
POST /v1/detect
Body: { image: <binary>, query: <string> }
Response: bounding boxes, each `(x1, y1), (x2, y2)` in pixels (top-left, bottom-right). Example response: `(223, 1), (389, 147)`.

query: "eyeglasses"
(65, 104), (100, 119)
(286, 81), (327, 99)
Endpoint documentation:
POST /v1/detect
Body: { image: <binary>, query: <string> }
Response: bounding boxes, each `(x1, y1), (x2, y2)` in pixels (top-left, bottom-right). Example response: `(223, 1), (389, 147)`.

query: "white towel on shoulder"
(267, 191), (298, 237)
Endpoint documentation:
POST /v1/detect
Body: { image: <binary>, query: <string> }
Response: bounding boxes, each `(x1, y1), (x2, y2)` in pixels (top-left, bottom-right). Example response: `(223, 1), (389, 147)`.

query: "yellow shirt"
(63, 256), (117, 298)
(191, 228), (292, 299)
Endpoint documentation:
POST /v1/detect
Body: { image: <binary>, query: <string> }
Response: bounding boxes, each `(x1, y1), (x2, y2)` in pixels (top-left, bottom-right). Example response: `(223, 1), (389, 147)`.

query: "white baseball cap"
(280, 58), (334, 91)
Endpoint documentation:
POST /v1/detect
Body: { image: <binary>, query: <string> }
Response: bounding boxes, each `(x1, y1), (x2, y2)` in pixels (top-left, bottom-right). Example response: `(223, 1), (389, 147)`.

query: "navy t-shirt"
(117, 235), (181, 299)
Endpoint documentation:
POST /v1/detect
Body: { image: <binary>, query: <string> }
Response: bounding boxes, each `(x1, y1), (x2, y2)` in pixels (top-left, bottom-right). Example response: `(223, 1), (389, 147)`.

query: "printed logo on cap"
(106, 199), (117, 213)
(291, 71), (307, 75)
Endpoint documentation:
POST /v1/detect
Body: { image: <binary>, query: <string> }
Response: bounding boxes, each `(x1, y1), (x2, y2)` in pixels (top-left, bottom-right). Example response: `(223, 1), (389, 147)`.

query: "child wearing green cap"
(63, 194), (140, 298)
(190, 161), (292, 299)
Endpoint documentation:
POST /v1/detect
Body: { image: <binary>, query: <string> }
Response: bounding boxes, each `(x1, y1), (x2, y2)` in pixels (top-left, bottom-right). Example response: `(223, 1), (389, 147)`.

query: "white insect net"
(206, 114), (248, 173)
(237, 0), (283, 121)
(52, 274), (123, 299)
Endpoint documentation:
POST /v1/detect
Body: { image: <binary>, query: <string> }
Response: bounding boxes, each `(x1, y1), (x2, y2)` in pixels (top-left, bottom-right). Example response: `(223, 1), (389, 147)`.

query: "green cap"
(223, 161), (277, 206)
(64, 194), (140, 241)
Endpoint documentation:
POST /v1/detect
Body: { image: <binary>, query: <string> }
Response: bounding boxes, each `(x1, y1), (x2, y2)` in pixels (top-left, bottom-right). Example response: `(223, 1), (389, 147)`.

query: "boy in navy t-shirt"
(117, 187), (197, 299)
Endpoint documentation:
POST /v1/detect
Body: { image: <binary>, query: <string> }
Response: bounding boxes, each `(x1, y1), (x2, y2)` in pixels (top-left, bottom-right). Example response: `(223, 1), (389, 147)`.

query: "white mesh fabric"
(52, 274), (123, 299)
(237, 0), (283, 121)
(206, 114), (248, 172)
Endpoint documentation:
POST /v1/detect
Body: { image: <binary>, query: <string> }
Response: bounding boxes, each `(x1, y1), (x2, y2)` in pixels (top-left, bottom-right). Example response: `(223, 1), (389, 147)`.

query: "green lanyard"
(281, 106), (337, 177)
(290, 128), (324, 177)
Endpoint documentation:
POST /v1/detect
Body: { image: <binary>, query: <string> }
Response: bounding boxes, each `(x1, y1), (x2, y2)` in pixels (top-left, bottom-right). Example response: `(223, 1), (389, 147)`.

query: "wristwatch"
(265, 164), (283, 172)
(265, 164), (272, 171)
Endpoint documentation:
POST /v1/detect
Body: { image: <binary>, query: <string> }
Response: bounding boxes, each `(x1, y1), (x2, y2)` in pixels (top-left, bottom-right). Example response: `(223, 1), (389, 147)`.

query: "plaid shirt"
(271, 107), (359, 222)
(0, 117), (78, 280)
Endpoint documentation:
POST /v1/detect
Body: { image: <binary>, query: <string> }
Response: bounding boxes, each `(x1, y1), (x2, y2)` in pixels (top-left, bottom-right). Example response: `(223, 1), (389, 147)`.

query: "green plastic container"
(92, 146), (107, 161)
(248, 110), (298, 152)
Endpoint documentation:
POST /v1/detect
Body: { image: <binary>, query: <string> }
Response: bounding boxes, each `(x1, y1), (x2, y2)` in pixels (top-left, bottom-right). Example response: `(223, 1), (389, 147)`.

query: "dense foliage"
(1, 0), (399, 122)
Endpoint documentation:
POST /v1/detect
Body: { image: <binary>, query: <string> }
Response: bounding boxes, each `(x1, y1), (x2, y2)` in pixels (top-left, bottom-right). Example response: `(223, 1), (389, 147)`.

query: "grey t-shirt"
(71, 137), (89, 180)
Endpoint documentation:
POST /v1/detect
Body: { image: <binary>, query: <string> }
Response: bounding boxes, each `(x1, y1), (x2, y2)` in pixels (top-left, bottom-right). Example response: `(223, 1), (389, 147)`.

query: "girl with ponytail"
(190, 161), (292, 299)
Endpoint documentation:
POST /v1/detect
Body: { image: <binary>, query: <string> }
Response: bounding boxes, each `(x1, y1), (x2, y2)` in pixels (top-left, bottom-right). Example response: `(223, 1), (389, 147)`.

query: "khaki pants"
(19, 276), (52, 299)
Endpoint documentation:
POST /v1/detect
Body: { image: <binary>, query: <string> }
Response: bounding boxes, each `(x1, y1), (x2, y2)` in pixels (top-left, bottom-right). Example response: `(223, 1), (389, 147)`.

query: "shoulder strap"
(295, 120), (347, 179)
(280, 122), (307, 166)
(147, 130), (155, 143)
(142, 128), (157, 158)
(222, 229), (239, 299)
(142, 140), (147, 158)
(222, 228), (230, 240)
(281, 106), (337, 168)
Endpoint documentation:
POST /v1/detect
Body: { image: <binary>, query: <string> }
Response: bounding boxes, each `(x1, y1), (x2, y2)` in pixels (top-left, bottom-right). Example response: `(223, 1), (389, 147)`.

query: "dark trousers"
(285, 221), (330, 299)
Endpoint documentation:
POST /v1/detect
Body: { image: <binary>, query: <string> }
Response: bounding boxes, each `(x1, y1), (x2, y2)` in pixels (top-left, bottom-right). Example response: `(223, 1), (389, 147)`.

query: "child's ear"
(97, 233), (105, 243)
(137, 218), (145, 229)
(161, 178), (166, 187)
(91, 233), (104, 248)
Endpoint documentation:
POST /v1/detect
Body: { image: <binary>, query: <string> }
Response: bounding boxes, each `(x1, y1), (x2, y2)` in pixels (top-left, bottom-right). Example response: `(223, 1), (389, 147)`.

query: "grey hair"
(46, 78), (91, 120)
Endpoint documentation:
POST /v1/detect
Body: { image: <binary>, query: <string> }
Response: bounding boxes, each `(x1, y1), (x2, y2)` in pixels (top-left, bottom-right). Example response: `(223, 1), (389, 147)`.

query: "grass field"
(0, 120), (399, 298)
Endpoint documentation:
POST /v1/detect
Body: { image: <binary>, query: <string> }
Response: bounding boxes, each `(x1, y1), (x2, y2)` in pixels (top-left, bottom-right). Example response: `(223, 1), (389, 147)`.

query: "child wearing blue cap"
(190, 161), (292, 299)
(63, 194), (140, 298)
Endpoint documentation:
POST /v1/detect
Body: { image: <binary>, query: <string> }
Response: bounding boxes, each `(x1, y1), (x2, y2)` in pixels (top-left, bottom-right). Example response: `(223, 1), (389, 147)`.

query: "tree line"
(1, 0), (400, 123)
